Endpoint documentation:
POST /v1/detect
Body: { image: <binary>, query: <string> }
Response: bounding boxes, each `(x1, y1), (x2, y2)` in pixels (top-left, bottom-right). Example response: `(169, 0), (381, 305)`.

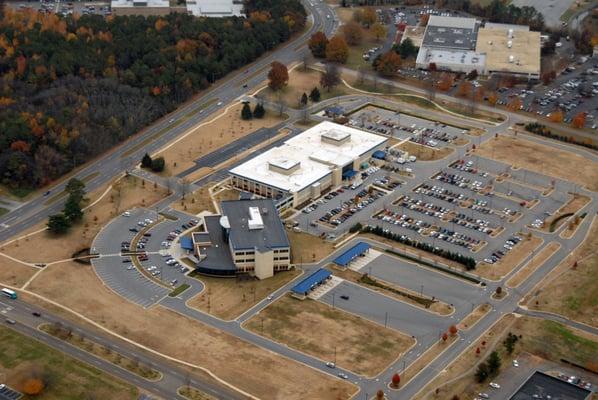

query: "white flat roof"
(428, 15), (477, 30)
(417, 47), (486, 69)
(111, 0), (168, 7)
(230, 121), (387, 193)
(186, 0), (244, 17)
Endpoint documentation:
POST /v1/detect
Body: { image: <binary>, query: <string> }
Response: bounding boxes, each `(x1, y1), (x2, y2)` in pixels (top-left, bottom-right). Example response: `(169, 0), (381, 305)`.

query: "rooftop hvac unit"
(507, 40), (512, 48)
(508, 55), (514, 63)
(488, 40), (493, 45)
(508, 28), (513, 39)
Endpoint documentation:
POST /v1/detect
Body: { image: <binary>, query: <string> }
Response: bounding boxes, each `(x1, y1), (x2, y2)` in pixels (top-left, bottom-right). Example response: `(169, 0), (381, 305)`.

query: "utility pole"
(384, 311), (388, 328)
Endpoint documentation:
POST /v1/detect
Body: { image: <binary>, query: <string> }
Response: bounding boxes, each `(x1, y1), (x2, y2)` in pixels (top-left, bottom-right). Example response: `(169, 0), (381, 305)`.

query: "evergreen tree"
(241, 102), (253, 120)
(309, 87), (321, 102)
(300, 92), (308, 105)
(47, 213), (71, 234)
(64, 195), (83, 222)
(253, 103), (265, 119)
(141, 153), (153, 168)
(65, 178), (85, 203)
(487, 351), (501, 374)
(475, 362), (489, 383)
(151, 157), (165, 172)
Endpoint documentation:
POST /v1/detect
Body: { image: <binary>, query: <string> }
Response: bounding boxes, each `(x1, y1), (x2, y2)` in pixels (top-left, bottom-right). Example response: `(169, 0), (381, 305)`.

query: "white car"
(489, 382), (500, 389)
(122, 211), (131, 217)
(217, 101), (223, 106)
(325, 362), (335, 368)
(512, 360), (519, 367)
(337, 372), (348, 379)
(267, 295), (274, 300)
(478, 394), (489, 399)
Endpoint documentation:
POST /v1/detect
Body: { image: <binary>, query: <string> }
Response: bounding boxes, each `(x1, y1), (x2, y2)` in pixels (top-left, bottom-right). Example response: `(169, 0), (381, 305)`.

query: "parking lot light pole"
(332, 293), (335, 309)
(420, 284), (424, 297)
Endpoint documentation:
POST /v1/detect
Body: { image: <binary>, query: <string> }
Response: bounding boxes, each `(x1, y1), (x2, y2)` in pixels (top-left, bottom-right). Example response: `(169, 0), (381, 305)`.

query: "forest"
(0, 0), (305, 191)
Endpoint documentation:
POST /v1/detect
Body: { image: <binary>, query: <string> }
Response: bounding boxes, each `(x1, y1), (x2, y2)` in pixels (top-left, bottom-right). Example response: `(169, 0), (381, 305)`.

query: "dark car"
(340, 295), (349, 300)
(32, 312), (41, 317)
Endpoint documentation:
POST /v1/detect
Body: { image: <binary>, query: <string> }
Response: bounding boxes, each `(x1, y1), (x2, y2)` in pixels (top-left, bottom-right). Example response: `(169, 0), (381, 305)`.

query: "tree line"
(0, 0), (306, 191)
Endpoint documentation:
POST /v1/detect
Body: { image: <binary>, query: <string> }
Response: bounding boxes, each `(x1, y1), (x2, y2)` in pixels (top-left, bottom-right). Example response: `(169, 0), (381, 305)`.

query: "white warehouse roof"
(229, 121), (387, 193)
(186, 0), (244, 17)
(427, 15), (477, 30)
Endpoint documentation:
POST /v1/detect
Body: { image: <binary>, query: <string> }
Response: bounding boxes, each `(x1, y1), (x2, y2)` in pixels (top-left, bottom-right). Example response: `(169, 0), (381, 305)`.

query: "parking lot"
(8, 0), (111, 17)
(0, 384), (21, 400)
(347, 105), (467, 147)
(91, 207), (200, 307)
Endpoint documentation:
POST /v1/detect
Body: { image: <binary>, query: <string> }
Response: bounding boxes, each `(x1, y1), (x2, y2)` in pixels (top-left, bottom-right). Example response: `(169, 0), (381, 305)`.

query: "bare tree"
(276, 91), (287, 117)
(301, 104), (310, 124)
(181, 178), (191, 200)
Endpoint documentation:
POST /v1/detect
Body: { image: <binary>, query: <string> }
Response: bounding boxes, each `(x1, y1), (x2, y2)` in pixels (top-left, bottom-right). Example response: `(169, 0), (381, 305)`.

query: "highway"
(0, 0), (338, 244)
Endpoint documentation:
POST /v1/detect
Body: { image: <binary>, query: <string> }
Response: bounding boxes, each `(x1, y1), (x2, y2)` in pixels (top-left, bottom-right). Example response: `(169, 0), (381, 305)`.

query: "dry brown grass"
(332, 267), (453, 315)
(0, 176), (167, 264)
(529, 217), (598, 327)
(244, 294), (415, 377)
(26, 261), (356, 400)
(457, 303), (492, 331)
(287, 230), (336, 263)
(187, 269), (301, 320)
(400, 334), (459, 388)
(171, 184), (217, 215)
(541, 193), (590, 233)
(476, 234), (543, 281)
(157, 103), (287, 177)
(475, 136), (598, 191)
(398, 141), (454, 161)
(506, 242), (561, 288)
(415, 314), (516, 400)
(0, 253), (38, 288)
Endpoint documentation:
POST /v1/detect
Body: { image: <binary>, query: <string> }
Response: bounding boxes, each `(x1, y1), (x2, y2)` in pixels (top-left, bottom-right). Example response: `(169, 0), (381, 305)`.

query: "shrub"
(150, 157), (165, 172)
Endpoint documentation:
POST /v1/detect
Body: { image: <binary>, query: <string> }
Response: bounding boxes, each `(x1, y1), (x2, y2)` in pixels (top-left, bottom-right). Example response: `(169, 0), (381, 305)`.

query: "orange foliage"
(507, 97), (523, 111)
(487, 91), (498, 106)
(420, 14), (430, 27)
(22, 378), (44, 395)
(0, 97), (15, 106)
(34, 64), (48, 76)
(97, 31), (113, 42)
(549, 110), (564, 123)
(16, 55), (27, 77)
(571, 112), (586, 129)
(325, 36), (349, 64)
(11, 140), (31, 152)
(151, 86), (161, 96)
(436, 73), (454, 91)
(249, 11), (271, 23)
(456, 81), (472, 98)
(154, 18), (168, 32)
(175, 39), (199, 55)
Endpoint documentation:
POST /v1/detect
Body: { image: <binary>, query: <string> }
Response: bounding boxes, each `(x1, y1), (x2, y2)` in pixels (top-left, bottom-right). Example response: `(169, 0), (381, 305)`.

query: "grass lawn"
(0, 207), (8, 217)
(287, 230), (336, 263)
(156, 102), (287, 177)
(188, 269), (301, 320)
(178, 386), (218, 400)
(0, 253), (37, 288)
(0, 175), (168, 263)
(0, 325), (138, 400)
(244, 294), (415, 376)
(506, 242), (561, 288)
(530, 217), (598, 328)
(476, 136), (598, 192)
(458, 303), (492, 331)
(169, 283), (190, 297)
(26, 261), (356, 400)
(541, 193), (590, 233)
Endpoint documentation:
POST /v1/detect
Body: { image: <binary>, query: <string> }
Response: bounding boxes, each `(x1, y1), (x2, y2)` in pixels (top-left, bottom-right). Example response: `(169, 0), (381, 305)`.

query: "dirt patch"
(244, 293), (415, 377)
(458, 303), (492, 331)
(506, 242), (561, 288)
(475, 136), (598, 191)
(476, 234), (543, 281)
(156, 102), (287, 176)
(528, 217), (598, 328)
(398, 141), (454, 161)
(1, 175), (167, 264)
(26, 261), (355, 399)
(187, 269), (301, 320)
(287, 230), (336, 263)
(332, 267), (453, 315)
(0, 254), (38, 288)
(172, 184), (217, 215)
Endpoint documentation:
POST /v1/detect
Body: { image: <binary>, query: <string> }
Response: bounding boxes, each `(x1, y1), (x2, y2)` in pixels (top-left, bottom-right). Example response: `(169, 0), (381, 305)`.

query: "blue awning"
(342, 169), (357, 179)
(334, 242), (370, 267)
(291, 268), (332, 295)
(180, 237), (194, 251)
(372, 150), (386, 160)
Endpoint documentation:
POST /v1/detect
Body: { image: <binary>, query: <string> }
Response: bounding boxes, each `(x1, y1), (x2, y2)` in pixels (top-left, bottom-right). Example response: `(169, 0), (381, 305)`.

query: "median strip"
(40, 322), (162, 381)
(43, 172), (99, 206)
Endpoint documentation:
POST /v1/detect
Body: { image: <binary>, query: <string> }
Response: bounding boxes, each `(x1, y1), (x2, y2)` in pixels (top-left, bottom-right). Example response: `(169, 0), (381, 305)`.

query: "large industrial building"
(229, 121), (388, 210)
(191, 198), (290, 280)
(111, 0), (244, 17)
(415, 16), (541, 79)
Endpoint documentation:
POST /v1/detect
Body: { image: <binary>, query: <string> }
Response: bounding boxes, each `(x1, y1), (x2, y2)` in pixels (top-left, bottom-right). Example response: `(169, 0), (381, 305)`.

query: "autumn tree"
(325, 36), (349, 64)
(549, 110), (564, 123)
(22, 378), (44, 395)
(420, 14), (430, 27)
(449, 325), (458, 336)
(342, 21), (363, 46)
(436, 73), (454, 91)
(391, 373), (400, 388)
(308, 31), (328, 58)
(441, 332), (448, 342)
(372, 22), (387, 41)
(268, 61), (289, 91)
(361, 8), (377, 28)
(457, 81), (473, 98)
(507, 97), (523, 112)
(487, 91), (498, 106)
(376, 389), (385, 400)
(320, 63), (340, 92)
(572, 112), (586, 129)
(374, 51), (402, 77)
